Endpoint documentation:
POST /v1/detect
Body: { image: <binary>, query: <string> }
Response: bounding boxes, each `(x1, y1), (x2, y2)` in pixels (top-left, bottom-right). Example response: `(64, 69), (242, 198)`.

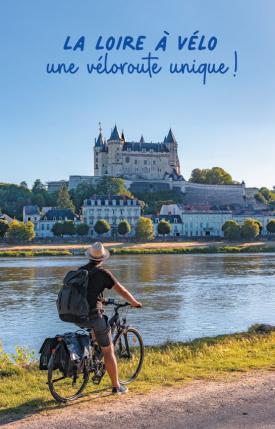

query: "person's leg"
(101, 343), (119, 388)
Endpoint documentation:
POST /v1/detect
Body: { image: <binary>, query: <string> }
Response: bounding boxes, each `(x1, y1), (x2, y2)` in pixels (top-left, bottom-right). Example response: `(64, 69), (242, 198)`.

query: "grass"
(0, 250), (73, 257)
(109, 245), (275, 255)
(1, 326), (275, 419)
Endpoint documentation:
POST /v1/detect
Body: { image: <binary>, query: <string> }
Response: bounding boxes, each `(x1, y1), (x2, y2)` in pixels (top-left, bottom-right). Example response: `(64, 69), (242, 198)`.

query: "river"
(0, 254), (274, 354)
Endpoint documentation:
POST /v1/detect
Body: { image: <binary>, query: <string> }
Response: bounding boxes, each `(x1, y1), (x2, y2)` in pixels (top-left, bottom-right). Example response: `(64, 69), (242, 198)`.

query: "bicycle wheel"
(114, 327), (144, 384)
(47, 344), (89, 403)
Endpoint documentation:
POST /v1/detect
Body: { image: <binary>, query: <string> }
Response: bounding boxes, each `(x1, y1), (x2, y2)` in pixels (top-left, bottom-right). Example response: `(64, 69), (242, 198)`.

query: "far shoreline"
(0, 240), (275, 257)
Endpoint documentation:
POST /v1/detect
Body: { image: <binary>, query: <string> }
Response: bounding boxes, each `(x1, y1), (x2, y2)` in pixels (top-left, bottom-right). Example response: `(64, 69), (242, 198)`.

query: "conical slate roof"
(140, 135), (145, 143)
(95, 132), (104, 147)
(109, 125), (121, 141)
(166, 128), (177, 144)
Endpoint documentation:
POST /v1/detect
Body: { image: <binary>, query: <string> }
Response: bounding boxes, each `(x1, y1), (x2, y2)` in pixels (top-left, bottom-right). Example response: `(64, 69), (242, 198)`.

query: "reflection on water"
(0, 254), (275, 353)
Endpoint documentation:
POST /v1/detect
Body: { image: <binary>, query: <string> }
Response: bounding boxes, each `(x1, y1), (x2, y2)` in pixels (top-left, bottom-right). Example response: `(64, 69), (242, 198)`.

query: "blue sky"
(1, 0), (275, 188)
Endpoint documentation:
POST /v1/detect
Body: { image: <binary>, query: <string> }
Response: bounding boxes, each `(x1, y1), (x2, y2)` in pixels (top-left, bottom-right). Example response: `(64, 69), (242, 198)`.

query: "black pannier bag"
(39, 337), (58, 370)
(56, 269), (92, 324)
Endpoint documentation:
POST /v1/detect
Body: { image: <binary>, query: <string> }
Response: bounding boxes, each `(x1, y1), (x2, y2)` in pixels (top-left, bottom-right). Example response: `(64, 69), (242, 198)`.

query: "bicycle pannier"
(39, 337), (58, 370)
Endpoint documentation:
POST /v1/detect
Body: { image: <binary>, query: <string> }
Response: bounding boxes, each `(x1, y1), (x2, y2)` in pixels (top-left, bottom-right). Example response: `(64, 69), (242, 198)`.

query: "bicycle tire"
(47, 344), (89, 403)
(114, 327), (144, 384)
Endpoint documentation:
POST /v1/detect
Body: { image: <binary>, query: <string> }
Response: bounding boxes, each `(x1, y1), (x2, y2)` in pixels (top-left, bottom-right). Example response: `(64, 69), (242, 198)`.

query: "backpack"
(56, 269), (93, 324)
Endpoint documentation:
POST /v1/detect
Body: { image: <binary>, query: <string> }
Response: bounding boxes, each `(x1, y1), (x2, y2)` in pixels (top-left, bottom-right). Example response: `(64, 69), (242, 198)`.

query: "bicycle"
(47, 299), (144, 403)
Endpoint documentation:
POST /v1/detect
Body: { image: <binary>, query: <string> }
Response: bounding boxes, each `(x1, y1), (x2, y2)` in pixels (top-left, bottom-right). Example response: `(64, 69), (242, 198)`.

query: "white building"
(160, 204), (275, 237)
(150, 215), (183, 237)
(82, 195), (141, 237)
(23, 206), (79, 238)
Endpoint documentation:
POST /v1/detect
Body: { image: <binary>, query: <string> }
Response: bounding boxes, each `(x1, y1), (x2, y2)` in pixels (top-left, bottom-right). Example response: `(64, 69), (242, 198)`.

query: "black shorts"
(79, 311), (112, 348)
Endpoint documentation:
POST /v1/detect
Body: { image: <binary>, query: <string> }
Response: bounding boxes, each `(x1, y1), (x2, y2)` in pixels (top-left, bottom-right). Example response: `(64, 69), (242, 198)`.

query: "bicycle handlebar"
(103, 298), (143, 308)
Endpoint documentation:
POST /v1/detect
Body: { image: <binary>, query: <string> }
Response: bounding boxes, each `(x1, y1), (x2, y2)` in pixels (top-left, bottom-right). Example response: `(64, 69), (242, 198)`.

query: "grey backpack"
(56, 269), (94, 324)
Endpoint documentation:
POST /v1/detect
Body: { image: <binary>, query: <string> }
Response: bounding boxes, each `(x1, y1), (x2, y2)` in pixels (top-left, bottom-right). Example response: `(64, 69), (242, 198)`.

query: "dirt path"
(2, 372), (275, 429)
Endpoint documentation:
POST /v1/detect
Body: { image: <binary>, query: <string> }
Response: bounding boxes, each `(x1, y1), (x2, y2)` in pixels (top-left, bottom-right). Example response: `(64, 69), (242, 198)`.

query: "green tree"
(0, 219), (9, 238)
(57, 186), (75, 211)
(76, 223), (90, 236)
(62, 221), (76, 236)
(20, 181), (28, 189)
(136, 217), (154, 240)
(118, 220), (131, 236)
(70, 183), (96, 212)
(32, 179), (47, 193)
(0, 183), (32, 219)
(96, 177), (132, 197)
(222, 220), (241, 241)
(189, 167), (235, 185)
(52, 222), (64, 237)
(267, 219), (275, 234)
(157, 219), (171, 236)
(7, 220), (35, 242)
(240, 219), (260, 241)
(94, 219), (110, 236)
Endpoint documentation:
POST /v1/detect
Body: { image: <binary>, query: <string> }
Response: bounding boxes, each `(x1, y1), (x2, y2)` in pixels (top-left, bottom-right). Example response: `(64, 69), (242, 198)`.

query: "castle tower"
(165, 128), (181, 175)
(107, 125), (124, 177)
(94, 123), (108, 176)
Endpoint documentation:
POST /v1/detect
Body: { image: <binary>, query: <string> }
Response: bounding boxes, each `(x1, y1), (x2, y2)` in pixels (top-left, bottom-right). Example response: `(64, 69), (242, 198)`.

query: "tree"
(52, 222), (64, 237)
(118, 220), (131, 236)
(70, 183), (96, 212)
(189, 167), (235, 185)
(0, 183), (32, 219)
(96, 177), (132, 198)
(136, 217), (154, 240)
(0, 219), (9, 238)
(62, 221), (76, 236)
(94, 219), (110, 236)
(20, 181), (28, 189)
(57, 185), (75, 211)
(7, 220), (35, 242)
(76, 223), (90, 236)
(157, 219), (171, 236)
(32, 179), (46, 193)
(267, 219), (275, 234)
(240, 219), (260, 241)
(222, 220), (241, 241)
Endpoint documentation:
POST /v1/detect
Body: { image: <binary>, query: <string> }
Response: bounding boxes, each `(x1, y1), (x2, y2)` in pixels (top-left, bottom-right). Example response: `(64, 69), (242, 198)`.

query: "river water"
(0, 254), (274, 354)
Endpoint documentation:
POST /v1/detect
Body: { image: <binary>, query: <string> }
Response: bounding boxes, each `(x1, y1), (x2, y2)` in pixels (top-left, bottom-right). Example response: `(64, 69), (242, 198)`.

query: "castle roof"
(109, 125), (121, 141)
(95, 132), (104, 147)
(123, 141), (169, 153)
(166, 128), (177, 144)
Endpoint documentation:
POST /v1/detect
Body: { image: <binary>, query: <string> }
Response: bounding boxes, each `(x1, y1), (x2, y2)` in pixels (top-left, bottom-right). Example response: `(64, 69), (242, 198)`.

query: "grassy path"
(1, 328), (275, 423)
(3, 371), (275, 429)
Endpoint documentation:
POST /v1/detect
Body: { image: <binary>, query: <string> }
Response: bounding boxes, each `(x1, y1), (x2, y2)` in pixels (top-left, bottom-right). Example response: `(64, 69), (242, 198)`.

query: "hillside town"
(0, 125), (275, 242)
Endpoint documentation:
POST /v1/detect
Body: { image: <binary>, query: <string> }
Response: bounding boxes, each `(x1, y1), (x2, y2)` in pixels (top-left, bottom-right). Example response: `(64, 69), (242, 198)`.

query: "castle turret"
(165, 128), (181, 175)
(107, 125), (124, 177)
(94, 124), (108, 176)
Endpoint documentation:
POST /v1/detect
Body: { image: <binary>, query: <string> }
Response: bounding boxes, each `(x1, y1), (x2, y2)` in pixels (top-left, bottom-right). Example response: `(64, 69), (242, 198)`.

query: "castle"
(94, 124), (183, 181)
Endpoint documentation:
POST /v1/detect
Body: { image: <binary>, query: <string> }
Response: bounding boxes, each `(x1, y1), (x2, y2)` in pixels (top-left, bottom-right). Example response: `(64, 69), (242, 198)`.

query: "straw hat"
(86, 242), (110, 262)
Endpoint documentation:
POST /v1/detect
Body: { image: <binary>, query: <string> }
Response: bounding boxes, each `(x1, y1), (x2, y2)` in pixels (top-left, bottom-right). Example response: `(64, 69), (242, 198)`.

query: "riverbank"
(0, 241), (275, 257)
(3, 371), (275, 428)
(1, 325), (275, 421)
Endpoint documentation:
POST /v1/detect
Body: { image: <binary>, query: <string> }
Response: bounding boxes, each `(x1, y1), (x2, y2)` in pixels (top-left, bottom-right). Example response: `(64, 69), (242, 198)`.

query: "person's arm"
(113, 282), (142, 308)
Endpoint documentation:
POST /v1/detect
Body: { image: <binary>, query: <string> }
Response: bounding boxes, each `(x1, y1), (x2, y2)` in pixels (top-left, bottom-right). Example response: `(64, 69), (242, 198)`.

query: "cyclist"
(79, 241), (142, 394)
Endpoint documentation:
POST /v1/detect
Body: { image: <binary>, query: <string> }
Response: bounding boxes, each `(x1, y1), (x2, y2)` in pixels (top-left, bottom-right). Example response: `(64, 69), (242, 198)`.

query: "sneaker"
(112, 385), (128, 395)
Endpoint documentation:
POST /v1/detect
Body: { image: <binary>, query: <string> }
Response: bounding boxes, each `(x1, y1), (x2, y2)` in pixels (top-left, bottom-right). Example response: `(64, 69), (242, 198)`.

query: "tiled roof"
(84, 195), (140, 206)
(24, 205), (40, 215)
(41, 208), (76, 221)
(123, 142), (169, 153)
